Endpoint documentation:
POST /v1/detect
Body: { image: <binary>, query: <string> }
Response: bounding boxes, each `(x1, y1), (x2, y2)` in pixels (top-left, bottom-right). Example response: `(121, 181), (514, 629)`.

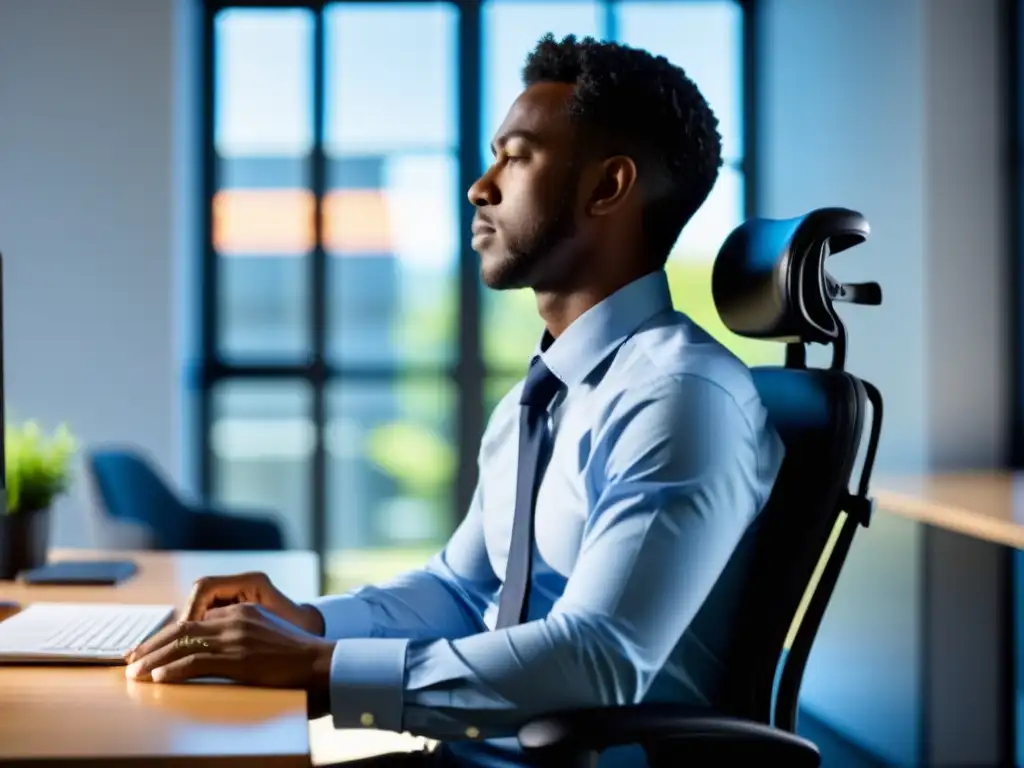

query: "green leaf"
(4, 420), (78, 514)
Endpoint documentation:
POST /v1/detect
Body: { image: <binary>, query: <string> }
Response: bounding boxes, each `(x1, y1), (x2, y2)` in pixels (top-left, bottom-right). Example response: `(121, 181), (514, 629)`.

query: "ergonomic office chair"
(515, 207), (884, 767)
(87, 447), (285, 551)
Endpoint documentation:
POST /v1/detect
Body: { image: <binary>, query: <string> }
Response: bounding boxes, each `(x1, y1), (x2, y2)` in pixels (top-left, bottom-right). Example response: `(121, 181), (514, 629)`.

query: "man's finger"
(125, 625), (221, 680)
(123, 620), (183, 664)
(203, 604), (244, 621)
(124, 618), (219, 665)
(150, 653), (225, 684)
(183, 577), (242, 622)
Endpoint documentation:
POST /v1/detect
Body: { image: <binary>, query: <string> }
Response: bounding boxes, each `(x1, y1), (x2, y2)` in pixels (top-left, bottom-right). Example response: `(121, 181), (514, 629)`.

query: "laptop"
(0, 602), (175, 663)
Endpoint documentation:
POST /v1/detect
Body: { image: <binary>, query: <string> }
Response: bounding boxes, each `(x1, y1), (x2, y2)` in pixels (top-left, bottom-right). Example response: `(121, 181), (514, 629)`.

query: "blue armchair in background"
(87, 447), (285, 551)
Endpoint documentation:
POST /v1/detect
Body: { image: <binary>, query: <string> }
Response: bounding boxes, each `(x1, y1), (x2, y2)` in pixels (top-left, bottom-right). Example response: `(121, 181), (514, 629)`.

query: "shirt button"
(360, 713), (375, 727)
(465, 726), (480, 739)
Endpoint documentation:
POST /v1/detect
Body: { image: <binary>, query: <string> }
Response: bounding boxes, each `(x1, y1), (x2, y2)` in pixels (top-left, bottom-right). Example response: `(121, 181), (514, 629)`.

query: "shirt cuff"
(328, 637), (410, 734)
(308, 594), (375, 640)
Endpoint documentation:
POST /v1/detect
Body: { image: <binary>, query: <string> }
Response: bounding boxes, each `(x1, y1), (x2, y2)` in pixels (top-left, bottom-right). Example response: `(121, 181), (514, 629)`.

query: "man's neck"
(534, 289), (599, 339)
(535, 268), (657, 339)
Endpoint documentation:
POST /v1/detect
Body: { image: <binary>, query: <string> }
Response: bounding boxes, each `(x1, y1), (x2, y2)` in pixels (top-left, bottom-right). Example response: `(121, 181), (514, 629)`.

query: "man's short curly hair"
(523, 33), (722, 266)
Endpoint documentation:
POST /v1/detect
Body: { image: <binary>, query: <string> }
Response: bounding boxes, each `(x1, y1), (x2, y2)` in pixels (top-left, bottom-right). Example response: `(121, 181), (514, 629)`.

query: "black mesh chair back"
(706, 207), (883, 732)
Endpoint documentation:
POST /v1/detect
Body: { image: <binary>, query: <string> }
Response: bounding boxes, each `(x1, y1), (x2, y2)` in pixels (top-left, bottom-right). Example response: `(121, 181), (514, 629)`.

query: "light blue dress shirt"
(311, 269), (785, 767)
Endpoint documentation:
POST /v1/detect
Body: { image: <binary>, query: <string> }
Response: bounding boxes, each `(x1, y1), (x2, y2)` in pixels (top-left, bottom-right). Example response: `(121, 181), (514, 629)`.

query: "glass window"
(324, 3), (457, 154)
(213, 8), (314, 361)
(324, 3), (459, 368)
(215, 9), (313, 156)
(214, 190), (313, 359)
(485, 375), (520, 421)
(210, 380), (313, 551)
(326, 379), (454, 592)
(326, 154), (459, 367)
(660, 165), (775, 365)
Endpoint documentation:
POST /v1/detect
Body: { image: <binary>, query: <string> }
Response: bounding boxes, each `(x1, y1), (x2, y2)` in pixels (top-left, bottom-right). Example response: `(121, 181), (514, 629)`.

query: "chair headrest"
(711, 207), (879, 346)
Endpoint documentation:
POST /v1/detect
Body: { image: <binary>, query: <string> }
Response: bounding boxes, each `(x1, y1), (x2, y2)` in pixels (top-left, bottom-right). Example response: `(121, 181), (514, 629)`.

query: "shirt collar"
(533, 269), (674, 389)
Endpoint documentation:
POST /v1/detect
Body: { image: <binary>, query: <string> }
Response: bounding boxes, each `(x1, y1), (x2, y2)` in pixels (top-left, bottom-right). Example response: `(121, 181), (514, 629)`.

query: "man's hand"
(132, 572), (325, 656)
(124, 602), (335, 689)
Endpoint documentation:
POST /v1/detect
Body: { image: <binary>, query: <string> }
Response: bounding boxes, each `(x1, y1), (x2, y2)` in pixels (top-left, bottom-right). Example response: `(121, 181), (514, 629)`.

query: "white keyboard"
(0, 603), (175, 663)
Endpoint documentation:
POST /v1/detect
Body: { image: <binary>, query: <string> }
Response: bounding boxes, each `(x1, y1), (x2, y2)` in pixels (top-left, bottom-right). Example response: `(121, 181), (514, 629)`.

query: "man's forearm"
(309, 560), (490, 642)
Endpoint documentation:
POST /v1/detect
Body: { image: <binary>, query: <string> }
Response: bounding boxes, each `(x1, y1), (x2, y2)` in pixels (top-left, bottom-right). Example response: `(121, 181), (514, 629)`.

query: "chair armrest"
(517, 704), (820, 768)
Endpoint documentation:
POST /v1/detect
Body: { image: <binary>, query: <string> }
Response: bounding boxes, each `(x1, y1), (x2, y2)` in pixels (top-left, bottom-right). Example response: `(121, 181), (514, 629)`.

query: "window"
(198, 0), (755, 590)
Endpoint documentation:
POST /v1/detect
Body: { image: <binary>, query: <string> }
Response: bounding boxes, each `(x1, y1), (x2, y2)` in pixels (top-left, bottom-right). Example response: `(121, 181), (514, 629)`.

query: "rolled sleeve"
(328, 637), (410, 733)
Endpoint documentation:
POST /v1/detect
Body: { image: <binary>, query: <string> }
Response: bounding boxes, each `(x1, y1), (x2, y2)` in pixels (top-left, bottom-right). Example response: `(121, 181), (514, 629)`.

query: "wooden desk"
(0, 549), (449, 767)
(877, 471), (1024, 549)
(0, 549), (319, 767)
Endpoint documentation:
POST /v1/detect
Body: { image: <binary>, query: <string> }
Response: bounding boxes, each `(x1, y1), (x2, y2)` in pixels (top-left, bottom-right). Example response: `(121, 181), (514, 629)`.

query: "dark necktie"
(495, 357), (563, 629)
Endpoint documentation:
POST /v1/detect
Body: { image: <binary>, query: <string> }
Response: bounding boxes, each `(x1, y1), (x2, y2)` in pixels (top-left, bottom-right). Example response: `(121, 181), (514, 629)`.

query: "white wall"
(925, 0), (1009, 470)
(759, 0), (1008, 764)
(0, 0), (193, 546)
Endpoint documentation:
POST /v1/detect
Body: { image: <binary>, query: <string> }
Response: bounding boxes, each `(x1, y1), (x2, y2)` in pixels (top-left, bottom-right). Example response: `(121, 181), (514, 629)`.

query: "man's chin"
(479, 252), (526, 291)
(480, 264), (529, 291)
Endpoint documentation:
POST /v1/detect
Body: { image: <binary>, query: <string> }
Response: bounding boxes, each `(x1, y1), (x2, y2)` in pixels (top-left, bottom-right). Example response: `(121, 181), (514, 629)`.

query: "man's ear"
(585, 155), (638, 218)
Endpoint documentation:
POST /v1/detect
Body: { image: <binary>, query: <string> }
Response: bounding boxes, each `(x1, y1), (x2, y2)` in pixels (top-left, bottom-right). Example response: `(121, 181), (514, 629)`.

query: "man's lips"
(471, 220), (496, 236)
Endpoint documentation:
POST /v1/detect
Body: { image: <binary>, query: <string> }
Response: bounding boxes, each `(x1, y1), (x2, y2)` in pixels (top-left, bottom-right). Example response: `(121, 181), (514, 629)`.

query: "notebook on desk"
(20, 560), (139, 586)
(0, 602), (174, 663)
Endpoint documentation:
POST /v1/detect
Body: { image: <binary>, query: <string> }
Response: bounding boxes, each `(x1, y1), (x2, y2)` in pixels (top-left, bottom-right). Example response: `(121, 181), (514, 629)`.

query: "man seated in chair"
(124, 34), (785, 768)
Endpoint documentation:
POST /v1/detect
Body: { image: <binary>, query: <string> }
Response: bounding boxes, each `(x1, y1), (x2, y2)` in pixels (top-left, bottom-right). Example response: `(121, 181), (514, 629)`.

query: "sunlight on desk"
(309, 716), (437, 765)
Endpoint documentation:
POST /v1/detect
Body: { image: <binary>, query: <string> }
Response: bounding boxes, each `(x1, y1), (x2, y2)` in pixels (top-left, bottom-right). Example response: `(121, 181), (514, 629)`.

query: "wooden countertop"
(877, 472), (1024, 549)
(0, 548), (426, 767)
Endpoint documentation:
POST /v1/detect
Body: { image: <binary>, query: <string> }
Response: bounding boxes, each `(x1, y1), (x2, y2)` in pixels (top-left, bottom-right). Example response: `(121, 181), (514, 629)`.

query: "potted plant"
(0, 421), (77, 580)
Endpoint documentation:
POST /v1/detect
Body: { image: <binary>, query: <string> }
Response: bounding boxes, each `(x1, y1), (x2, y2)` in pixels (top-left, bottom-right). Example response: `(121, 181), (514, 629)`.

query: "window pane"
(483, 284), (545, 372)
(214, 9), (313, 360)
(616, 1), (743, 161)
(326, 155), (458, 367)
(215, 8), (313, 155)
(325, 5), (458, 367)
(485, 376), (521, 422)
(672, 162), (744, 263)
(480, 0), (601, 370)
(326, 379), (455, 592)
(210, 381), (313, 551)
(325, 3), (457, 153)
(667, 167), (779, 366)
(216, 256), (311, 362)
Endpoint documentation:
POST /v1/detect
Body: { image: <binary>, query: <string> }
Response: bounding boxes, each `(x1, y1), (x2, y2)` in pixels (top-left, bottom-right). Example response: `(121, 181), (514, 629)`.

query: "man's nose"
(467, 168), (500, 207)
